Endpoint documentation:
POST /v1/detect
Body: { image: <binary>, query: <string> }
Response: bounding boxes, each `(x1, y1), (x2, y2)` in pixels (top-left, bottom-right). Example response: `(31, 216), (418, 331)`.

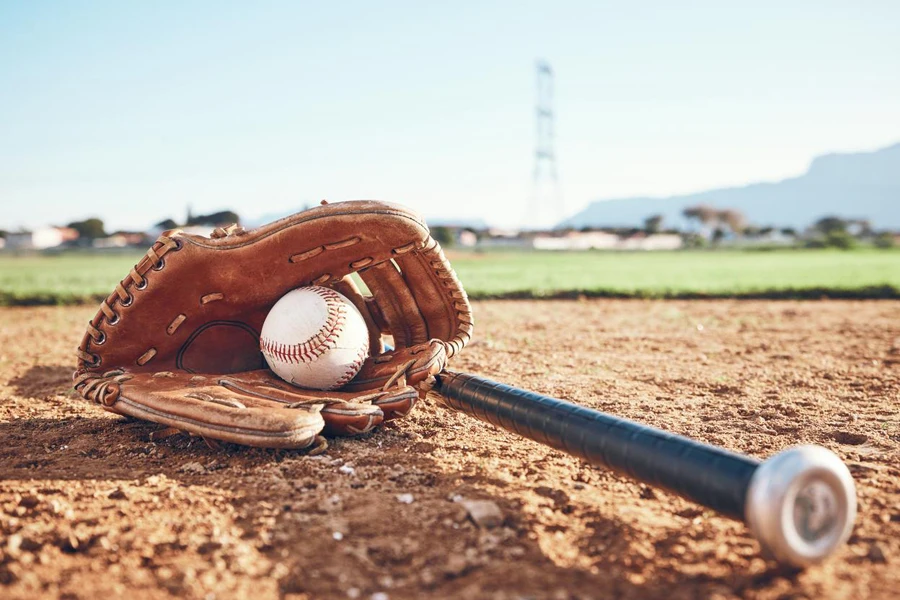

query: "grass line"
(2, 285), (899, 307)
(467, 284), (900, 301)
(1, 249), (898, 306)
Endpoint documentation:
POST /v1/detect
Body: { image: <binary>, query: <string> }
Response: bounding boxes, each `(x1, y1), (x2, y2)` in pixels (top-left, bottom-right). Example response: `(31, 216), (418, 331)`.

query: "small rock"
(396, 494), (414, 505)
(198, 541), (222, 554)
(412, 442), (436, 453)
(459, 499), (503, 529)
(869, 542), (888, 563)
(61, 532), (81, 553)
(18, 536), (42, 552)
(338, 464), (356, 476)
(18, 495), (39, 509)
(333, 532), (344, 541)
(0, 564), (19, 585)
(347, 588), (361, 599)
(444, 554), (468, 577)
(371, 593), (389, 600)
(7, 534), (23, 556)
(108, 488), (128, 500)
(179, 462), (207, 474)
(420, 569), (436, 586)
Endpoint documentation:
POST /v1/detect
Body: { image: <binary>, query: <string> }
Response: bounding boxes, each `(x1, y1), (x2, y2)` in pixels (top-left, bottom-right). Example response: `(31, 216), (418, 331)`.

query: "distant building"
(458, 230), (478, 247)
(530, 230), (683, 251)
(5, 227), (78, 250)
(730, 230), (797, 247)
(92, 231), (148, 249)
(113, 231), (149, 246)
(92, 234), (130, 248)
(532, 231), (620, 250)
(618, 232), (683, 251)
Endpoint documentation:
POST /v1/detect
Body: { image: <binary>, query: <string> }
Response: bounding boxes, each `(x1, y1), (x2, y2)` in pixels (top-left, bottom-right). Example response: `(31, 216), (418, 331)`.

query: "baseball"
(260, 286), (370, 390)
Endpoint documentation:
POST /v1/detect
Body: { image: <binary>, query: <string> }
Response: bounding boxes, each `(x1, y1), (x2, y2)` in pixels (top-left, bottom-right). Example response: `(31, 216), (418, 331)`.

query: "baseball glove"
(73, 201), (473, 450)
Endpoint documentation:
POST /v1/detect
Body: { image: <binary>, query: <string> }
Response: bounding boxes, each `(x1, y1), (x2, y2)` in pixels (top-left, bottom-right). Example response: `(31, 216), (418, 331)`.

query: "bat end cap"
(746, 445), (856, 568)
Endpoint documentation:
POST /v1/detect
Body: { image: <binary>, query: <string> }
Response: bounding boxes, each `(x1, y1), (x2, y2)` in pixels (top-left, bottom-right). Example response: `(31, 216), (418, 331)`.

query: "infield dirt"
(1, 300), (898, 599)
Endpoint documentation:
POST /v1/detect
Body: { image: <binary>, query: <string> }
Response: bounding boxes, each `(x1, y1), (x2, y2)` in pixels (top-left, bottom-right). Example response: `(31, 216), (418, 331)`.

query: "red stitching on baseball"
(259, 287), (350, 365)
(330, 342), (369, 389)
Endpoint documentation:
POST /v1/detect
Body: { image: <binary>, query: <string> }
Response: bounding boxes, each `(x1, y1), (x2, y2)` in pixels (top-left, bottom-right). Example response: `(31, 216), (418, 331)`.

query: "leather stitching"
(76, 235), (182, 369)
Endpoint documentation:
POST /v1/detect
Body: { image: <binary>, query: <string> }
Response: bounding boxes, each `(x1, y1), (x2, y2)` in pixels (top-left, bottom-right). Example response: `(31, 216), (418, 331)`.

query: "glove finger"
(320, 402), (383, 436)
(330, 276), (385, 356)
(357, 262), (428, 350)
(372, 388), (419, 421)
(392, 244), (473, 358)
(161, 369), (415, 437)
(345, 341), (447, 392)
(76, 371), (325, 449)
(193, 370), (390, 437)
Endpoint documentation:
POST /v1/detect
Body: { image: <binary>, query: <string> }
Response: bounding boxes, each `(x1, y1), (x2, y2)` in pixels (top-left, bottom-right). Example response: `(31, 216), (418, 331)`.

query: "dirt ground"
(1, 300), (898, 600)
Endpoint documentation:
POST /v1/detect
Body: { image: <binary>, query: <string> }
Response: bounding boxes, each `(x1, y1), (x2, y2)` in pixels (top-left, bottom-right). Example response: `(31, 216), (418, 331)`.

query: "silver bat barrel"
(432, 370), (856, 567)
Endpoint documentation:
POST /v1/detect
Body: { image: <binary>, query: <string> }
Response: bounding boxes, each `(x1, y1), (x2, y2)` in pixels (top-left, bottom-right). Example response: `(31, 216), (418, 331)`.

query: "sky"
(1, 0), (899, 232)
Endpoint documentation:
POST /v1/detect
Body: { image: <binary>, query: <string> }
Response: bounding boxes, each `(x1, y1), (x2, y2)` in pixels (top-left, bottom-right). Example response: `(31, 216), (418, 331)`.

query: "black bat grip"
(434, 370), (759, 521)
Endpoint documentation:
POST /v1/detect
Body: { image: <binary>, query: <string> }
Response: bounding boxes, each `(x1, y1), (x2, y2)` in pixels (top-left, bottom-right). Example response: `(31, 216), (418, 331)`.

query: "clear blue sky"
(2, 1), (898, 231)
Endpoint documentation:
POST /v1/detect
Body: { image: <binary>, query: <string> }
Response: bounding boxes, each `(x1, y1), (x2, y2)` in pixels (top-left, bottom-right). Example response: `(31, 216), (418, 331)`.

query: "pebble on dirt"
(458, 499), (504, 529)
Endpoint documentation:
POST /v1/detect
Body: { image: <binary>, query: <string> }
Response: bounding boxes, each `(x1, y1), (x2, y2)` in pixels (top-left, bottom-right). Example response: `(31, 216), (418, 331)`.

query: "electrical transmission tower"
(528, 60), (563, 229)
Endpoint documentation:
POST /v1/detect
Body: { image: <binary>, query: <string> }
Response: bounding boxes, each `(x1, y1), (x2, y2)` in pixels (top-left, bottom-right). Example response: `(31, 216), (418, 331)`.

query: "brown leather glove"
(73, 201), (473, 450)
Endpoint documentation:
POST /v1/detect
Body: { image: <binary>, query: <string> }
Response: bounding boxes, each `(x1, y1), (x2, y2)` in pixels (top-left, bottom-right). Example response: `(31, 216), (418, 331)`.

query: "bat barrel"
(433, 370), (856, 567)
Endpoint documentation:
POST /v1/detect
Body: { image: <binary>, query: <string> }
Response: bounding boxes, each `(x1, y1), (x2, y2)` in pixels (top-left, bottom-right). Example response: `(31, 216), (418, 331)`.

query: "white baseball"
(260, 286), (370, 390)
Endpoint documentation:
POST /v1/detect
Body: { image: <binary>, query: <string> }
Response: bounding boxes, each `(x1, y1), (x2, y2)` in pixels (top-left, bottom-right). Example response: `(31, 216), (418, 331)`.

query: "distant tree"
(644, 214), (664, 234)
(711, 227), (726, 245)
(188, 210), (240, 226)
(155, 218), (178, 230)
(67, 218), (106, 239)
(780, 227), (797, 237)
(873, 232), (895, 249)
(813, 216), (848, 235)
(822, 231), (857, 250)
(855, 219), (874, 236)
(809, 216), (861, 249)
(741, 225), (758, 237)
(0, 230), (7, 239)
(719, 209), (746, 236)
(432, 226), (455, 247)
(698, 206), (718, 226)
(682, 206), (700, 226)
(681, 233), (707, 249)
(682, 204), (718, 228)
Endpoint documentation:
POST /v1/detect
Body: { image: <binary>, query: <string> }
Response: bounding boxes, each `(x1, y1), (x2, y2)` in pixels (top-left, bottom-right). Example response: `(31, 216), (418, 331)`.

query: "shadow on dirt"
(7, 364), (74, 399)
(0, 369), (796, 599)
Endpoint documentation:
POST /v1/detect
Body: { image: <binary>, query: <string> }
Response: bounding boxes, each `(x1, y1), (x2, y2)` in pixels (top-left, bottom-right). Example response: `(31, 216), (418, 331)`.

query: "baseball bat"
(430, 370), (856, 568)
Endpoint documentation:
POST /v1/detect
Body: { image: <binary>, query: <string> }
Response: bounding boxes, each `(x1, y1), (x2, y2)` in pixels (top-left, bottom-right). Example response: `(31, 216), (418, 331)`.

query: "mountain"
(560, 143), (900, 230)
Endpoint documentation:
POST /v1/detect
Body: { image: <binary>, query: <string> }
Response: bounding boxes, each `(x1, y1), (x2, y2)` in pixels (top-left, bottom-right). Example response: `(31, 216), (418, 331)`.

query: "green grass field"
(0, 249), (898, 305)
